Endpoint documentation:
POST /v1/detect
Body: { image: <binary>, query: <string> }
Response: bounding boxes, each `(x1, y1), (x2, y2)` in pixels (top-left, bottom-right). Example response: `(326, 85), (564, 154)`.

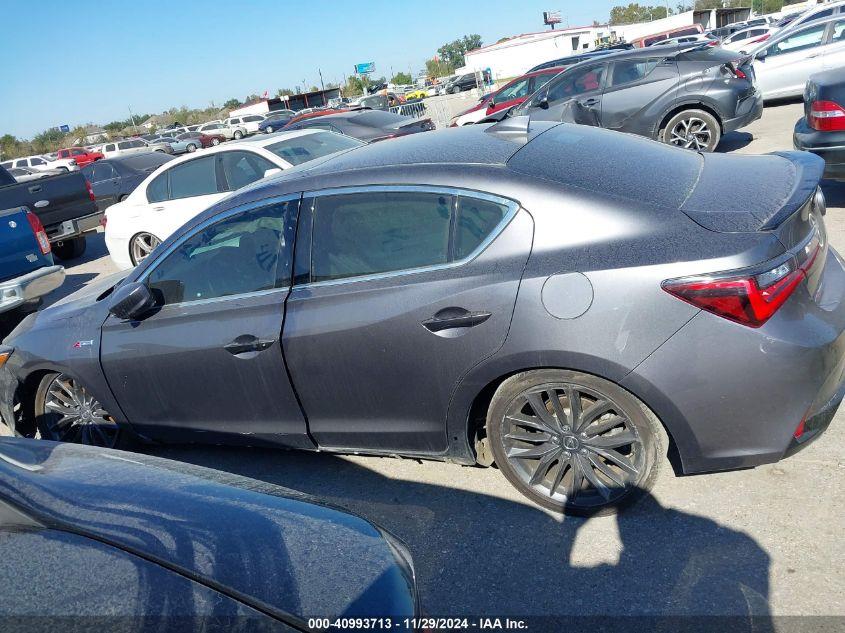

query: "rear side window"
(147, 200), (296, 305)
(266, 131), (362, 166)
(547, 64), (606, 102)
(167, 155), (219, 200)
(768, 23), (826, 56)
(311, 191), (453, 282)
(218, 150), (277, 190)
(92, 162), (117, 182)
(609, 58), (661, 87)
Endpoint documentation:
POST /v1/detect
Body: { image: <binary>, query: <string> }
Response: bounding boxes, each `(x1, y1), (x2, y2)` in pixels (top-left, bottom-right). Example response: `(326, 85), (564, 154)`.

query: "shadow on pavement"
(718, 131), (754, 153)
(143, 445), (772, 629)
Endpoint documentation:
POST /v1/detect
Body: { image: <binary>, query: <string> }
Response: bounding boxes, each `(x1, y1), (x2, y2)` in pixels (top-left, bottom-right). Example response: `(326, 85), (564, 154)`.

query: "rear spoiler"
(759, 151), (824, 230)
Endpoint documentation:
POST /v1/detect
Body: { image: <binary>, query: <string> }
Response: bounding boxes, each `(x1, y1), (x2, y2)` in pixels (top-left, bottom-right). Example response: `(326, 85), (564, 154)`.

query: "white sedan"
(104, 130), (363, 269)
(720, 26), (772, 51)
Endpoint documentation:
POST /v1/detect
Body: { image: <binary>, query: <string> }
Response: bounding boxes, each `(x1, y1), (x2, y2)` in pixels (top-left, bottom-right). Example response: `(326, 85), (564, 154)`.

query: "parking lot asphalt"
(23, 102), (845, 621)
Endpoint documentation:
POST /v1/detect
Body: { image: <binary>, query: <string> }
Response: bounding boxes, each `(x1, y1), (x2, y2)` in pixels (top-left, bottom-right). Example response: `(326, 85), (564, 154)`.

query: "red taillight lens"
(663, 240), (821, 328)
(732, 67), (747, 79)
(25, 210), (51, 255)
(809, 100), (845, 131)
(85, 179), (96, 202)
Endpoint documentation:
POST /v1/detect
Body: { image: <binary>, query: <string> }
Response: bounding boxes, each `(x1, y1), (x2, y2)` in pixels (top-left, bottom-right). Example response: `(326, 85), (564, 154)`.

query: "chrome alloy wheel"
(668, 116), (712, 151)
(41, 374), (119, 447)
(130, 232), (161, 266)
(501, 384), (645, 509)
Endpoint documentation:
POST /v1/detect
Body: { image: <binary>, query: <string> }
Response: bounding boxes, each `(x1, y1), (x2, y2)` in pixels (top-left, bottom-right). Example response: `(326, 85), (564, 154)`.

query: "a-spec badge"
(8, 220), (16, 228)
(72, 340), (94, 349)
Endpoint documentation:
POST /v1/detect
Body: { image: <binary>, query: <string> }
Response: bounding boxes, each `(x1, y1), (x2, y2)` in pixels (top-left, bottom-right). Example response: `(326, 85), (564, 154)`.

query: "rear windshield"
(266, 131), (363, 166)
(677, 46), (742, 62)
(352, 110), (411, 127)
(120, 153), (173, 171)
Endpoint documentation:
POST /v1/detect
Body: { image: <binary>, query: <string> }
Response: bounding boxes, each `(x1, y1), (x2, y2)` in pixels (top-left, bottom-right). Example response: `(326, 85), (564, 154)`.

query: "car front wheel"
(187, 143), (197, 152)
(265, 125), (274, 134)
(211, 137), (221, 146)
(487, 369), (664, 516)
(661, 109), (721, 152)
(34, 372), (125, 448)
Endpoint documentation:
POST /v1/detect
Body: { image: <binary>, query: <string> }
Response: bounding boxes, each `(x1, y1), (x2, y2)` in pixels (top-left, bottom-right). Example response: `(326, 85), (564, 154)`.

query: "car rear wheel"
(661, 109), (721, 152)
(265, 125), (274, 134)
(487, 369), (664, 516)
(211, 137), (221, 146)
(34, 373), (124, 448)
(233, 130), (243, 140)
(51, 237), (86, 261)
(130, 232), (161, 266)
(187, 143), (197, 152)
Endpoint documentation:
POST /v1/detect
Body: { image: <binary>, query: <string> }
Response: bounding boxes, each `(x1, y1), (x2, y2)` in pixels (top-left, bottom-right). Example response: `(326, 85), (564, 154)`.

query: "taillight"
(85, 179), (96, 202)
(25, 210), (51, 255)
(100, 214), (108, 229)
(663, 238), (821, 328)
(724, 63), (748, 79)
(809, 100), (845, 132)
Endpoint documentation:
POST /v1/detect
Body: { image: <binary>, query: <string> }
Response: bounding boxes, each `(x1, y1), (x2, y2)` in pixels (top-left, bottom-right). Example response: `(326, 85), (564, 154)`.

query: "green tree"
(436, 34), (482, 69)
(344, 75), (365, 97)
(276, 88), (294, 97)
(425, 57), (454, 78)
(609, 3), (668, 24)
(391, 71), (413, 85)
(223, 98), (241, 109)
(309, 85), (320, 92)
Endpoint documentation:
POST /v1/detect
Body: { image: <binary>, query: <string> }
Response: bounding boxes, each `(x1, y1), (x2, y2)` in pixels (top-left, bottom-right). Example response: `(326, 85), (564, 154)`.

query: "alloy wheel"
(668, 116), (711, 151)
(130, 232), (161, 266)
(41, 374), (119, 447)
(265, 126), (274, 134)
(501, 383), (645, 510)
(211, 138), (221, 146)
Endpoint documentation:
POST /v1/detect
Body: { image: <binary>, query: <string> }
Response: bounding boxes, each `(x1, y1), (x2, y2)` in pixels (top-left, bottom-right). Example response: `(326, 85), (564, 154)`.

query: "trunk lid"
(0, 207), (50, 282)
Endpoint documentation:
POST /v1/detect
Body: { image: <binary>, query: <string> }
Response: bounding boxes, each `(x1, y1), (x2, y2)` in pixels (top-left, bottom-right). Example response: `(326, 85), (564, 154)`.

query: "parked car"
(750, 14), (845, 99)
(648, 33), (717, 47)
(451, 67), (565, 126)
(225, 114), (265, 135)
(258, 110), (296, 134)
(0, 164), (99, 260)
(720, 26), (773, 51)
(1, 155), (56, 172)
(81, 153), (174, 211)
(197, 121), (246, 140)
(775, 0), (845, 36)
(633, 24), (704, 47)
(509, 44), (761, 152)
(5, 166), (65, 182)
(55, 147), (103, 168)
(794, 67), (845, 179)
(0, 438), (419, 622)
(177, 130), (225, 148)
(707, 24), (746, 40)
(0, 122), (836, 517)
(284, 109), (435, 142)
(405, 88), (428, 100)
(153, 135), (200, 154)
(284, 108), (350, 128)
(442, 72), (479, 94)
(42, 152), (80, 172)
(527, 49), (614, 73)
(100, 138), (158, 159)
(103, 130), (363, 267)
(0, 206), (63, 318)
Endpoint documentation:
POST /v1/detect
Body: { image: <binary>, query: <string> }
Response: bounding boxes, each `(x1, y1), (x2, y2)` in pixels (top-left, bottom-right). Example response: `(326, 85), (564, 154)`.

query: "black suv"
(512, 44), (762, 152)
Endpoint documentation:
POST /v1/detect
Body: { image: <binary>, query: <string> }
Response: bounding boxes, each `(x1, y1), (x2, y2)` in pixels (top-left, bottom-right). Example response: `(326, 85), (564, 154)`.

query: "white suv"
(101, 139), (155, 159)
(225, 115), (264, 135)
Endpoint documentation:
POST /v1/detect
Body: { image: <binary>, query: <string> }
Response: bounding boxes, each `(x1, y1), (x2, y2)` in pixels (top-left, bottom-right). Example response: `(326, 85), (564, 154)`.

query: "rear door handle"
(580, 98), (600, 107)
(224, 335), (275, 355)
(422, 308), (491, 333)
(28, 185), (42, 193)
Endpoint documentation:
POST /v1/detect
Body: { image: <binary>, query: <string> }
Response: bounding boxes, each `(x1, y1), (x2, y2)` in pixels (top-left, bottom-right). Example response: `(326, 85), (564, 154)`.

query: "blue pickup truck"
(0, 205), (65, 318)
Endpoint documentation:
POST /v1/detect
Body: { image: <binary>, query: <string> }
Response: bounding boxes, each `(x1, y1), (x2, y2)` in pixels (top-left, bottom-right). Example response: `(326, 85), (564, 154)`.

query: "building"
(229, 88), (343, 117)
(81, 126), (107, 144)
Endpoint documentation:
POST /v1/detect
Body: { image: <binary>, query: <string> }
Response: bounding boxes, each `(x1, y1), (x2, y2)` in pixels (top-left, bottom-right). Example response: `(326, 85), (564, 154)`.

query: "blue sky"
(1, 0), (623, 139)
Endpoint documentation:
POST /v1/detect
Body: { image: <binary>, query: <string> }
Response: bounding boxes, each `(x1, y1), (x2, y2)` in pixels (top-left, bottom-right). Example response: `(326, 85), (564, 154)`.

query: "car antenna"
(484, 114), (531, 141)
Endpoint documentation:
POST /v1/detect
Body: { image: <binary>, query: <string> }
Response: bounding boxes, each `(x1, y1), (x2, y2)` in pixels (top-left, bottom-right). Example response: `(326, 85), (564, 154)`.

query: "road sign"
(355, 62), (375, 74)
(543, 11), (562, 27)
(59, 124), (70, 133)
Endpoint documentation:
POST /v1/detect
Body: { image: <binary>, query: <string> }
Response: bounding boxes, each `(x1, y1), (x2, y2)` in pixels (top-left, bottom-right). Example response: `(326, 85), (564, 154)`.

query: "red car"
(283, 108), (350, 129)
(198, 133), (225, 148)
(56, 147), (103, 168)
(450, 67), (566, 126)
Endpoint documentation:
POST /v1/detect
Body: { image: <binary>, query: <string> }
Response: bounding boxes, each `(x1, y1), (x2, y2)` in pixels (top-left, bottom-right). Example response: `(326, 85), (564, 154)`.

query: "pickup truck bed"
(0, 165), (100, 261)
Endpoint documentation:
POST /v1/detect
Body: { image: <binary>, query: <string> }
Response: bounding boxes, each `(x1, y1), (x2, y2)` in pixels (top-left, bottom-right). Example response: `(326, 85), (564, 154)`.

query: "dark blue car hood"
(0, 439), (416, 625)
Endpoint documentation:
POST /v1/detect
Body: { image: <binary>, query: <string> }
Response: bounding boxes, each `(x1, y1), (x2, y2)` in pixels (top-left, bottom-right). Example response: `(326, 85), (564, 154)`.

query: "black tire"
(660, 108), (721, 152)
(233, 130), (243, 140)
(51, 237), (86, 261)
(186, 143), (197, 153)
(487, 369), (665, 516)
(265, 125), (274, 134)
(34, 372), (130, 449)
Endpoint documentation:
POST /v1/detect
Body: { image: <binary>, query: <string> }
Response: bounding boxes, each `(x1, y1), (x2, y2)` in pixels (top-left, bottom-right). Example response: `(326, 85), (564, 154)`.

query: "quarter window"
(147, 172), (169, 203)
(454, 196), (509, 259)
(146, 201), (296, 305)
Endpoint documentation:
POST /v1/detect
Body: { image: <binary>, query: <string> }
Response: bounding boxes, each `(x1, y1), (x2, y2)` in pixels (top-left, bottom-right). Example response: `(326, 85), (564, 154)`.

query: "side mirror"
(108, 281), (156, 320)
(263, 168), (283, 178)
(756, 48), (767, 61)
(538, 94), (550, 110)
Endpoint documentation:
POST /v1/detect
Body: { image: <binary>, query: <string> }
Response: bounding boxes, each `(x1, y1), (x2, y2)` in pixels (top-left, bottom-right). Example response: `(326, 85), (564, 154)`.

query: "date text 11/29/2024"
(308, 618), (529, 630)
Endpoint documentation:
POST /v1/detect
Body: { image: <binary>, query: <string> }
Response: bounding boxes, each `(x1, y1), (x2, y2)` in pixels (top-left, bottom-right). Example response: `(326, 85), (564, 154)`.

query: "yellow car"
(405, 89), (428, 101)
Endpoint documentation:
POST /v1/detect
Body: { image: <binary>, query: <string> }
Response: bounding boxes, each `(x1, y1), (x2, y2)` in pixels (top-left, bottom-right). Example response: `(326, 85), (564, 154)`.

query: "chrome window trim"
(298, 185), (520, 289)
(136, 193), (301, 308)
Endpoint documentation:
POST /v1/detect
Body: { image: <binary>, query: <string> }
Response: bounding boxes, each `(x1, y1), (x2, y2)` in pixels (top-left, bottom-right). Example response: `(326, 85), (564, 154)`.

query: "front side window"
(768, 23), (825, 55)
(546, 64), (606, 102)
(93, 162), (116, 182)
(30, 158), (45, 166)
(14, 160), (27, 167)
(71, 148), (85, 156)
(265, 131), (362, 166)
(609, 58), (661, 88)
(167, 155), (219, 200)
(146, 201), (296, 305)
(117, 141), (131, 150)
(218, 150), (277, 190)
(105, 144), (116, 152)
(497, 78), (530, 101)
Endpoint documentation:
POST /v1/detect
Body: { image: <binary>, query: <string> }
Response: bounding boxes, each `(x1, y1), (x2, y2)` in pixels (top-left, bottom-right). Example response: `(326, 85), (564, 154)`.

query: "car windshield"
(265, 131), (363, 166)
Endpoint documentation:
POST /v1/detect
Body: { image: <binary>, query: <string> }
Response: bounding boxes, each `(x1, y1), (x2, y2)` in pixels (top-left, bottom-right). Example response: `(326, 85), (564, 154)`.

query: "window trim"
(297, 185), (520, 288)
(136, 193), (302, 306)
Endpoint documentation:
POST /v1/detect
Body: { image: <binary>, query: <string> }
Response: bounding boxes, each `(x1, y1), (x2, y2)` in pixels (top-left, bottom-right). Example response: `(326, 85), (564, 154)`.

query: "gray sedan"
(155, 134), (202, 154)
(0, 122), (840, 516)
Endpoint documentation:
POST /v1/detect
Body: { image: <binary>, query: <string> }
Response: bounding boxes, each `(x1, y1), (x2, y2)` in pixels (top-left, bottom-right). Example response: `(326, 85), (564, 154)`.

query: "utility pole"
(127, 106), (139, 135)
(318, 68), (325, 92)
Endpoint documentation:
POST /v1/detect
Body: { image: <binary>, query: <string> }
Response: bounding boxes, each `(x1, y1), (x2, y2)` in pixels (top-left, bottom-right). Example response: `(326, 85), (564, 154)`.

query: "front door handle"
(422, 308), (491, 333)
(224, 335), (275, 355)
(580, 98), (600, 107)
